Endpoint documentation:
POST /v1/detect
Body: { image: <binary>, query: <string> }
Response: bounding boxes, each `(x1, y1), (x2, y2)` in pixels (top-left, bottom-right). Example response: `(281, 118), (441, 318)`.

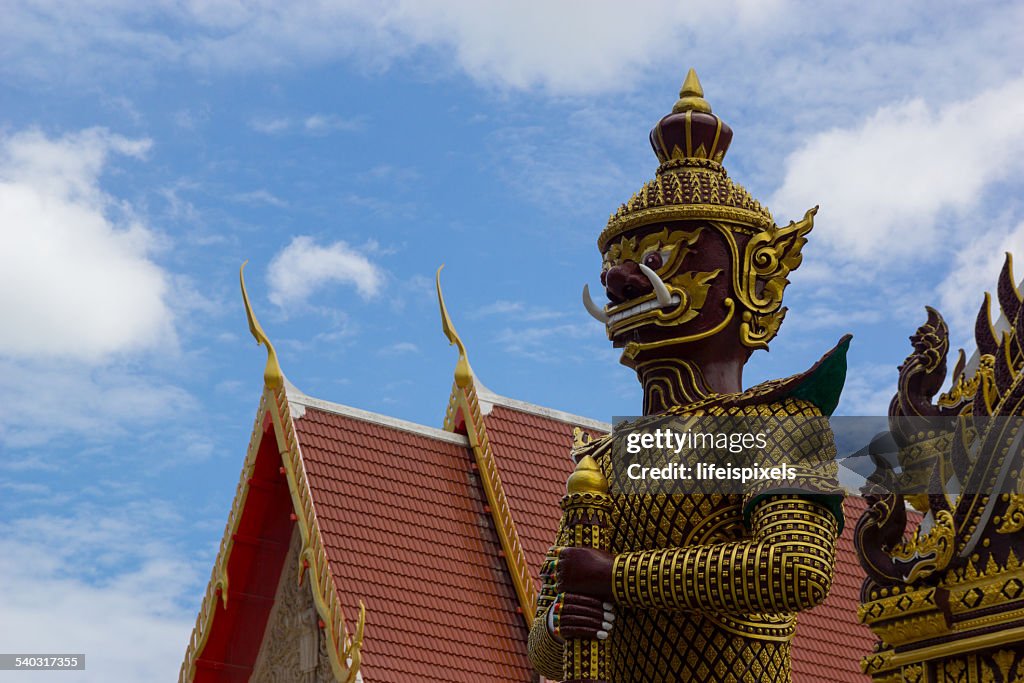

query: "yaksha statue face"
(583, 69), (817, 372)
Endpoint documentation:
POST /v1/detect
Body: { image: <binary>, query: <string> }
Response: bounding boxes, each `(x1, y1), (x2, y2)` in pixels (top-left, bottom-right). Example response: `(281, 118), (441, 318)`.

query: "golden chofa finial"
(673, 68), (712, 114)
(436, 265), (474, 388)
(240, 261), (284, 390)
(567, 455), (609, 495)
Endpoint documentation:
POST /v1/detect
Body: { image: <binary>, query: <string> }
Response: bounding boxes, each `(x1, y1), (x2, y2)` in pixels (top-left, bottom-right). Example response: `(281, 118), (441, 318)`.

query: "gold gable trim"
(270, 383), (365, 683)
(178, 393), (269, 682)
(438, 270), (537, 626)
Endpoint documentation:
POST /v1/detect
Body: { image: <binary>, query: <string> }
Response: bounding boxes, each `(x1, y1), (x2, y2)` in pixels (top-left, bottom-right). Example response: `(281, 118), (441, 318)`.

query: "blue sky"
(1, 1), (1023, 679)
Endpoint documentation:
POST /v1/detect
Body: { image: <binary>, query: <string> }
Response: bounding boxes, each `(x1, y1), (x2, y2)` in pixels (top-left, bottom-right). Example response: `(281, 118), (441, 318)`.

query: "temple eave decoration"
(178, 265), (364, 683)
(437, 266), (538, 626)
(855, 253), (1024, 682)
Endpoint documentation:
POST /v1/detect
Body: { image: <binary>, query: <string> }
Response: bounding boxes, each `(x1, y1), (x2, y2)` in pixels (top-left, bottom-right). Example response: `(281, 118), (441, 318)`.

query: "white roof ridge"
(286, 385), (470, 446)
(475, 384), (611, 432)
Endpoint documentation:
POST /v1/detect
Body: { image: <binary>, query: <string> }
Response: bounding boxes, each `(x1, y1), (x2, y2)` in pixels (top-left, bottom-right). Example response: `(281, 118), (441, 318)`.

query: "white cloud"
(0, 0), (788, 94)
(937, 220), (1024, 335)
(782, 305), (882, 333)
(267, 236), (384, 308)
(377, 341), (419, 356)
(474, 299), (564, 322)
(377, 0), (782, 94)
(0, 128), (174, 361)
(1, 1), (1021, 114)
(836, 363), (895, 416)
(494, 321), (597, 362)
(0, 358), (193, 448)
(303, 113), (362, 134)
(771, 75), (1024, 266)
(0, 502), (200, 682)
(249, 114), (361, 135)
(230, 189), (288, 207)
(249, 116), (291, 134)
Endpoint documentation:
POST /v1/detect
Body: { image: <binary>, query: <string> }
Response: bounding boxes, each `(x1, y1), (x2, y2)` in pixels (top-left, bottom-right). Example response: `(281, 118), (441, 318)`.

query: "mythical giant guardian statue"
(528, 69), (849, 683)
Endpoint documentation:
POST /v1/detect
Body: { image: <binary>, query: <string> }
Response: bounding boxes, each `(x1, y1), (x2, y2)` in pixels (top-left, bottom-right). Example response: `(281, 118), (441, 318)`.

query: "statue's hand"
(555, 546), (614, 601)
(545, 592), (615, 643)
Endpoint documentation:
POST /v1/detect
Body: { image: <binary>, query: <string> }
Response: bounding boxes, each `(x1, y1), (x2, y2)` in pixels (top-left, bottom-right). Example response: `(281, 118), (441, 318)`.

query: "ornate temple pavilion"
(177, 274), (876, 683)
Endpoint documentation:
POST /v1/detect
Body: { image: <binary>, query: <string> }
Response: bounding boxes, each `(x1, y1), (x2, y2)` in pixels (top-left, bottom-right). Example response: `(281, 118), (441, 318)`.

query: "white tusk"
(582, 284), (609, 323)
(638, 263), (672, 307)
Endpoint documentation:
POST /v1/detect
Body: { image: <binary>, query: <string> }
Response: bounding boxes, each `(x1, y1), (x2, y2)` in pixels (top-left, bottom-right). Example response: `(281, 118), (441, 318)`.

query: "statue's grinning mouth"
(583, 262), (677, 326)
(608, 295), (681, 324)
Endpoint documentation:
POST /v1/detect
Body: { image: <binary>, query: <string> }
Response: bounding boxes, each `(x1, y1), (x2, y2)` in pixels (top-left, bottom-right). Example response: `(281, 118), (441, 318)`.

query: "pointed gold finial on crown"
(673, 68), (712, 114)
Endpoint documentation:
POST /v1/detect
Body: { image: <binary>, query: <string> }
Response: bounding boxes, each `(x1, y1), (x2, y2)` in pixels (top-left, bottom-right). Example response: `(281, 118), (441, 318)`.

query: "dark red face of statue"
(594, 221), (745, 357)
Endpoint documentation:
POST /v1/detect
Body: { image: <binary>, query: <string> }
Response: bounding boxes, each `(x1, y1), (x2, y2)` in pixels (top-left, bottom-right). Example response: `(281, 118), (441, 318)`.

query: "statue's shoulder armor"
(718, 334), (852, 417)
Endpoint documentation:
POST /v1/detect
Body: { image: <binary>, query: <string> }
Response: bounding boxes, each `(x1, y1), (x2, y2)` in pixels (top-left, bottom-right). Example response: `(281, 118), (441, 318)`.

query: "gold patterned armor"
(530, 394), (844, 682)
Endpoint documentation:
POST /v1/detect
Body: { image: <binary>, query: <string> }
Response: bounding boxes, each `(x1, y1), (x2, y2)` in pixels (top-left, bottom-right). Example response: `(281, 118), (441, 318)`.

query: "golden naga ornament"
(855, 254), (1024, 682)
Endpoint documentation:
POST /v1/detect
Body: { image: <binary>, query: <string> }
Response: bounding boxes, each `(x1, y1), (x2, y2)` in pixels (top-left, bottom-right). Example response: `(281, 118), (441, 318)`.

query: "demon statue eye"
(643, 252), (664, 270)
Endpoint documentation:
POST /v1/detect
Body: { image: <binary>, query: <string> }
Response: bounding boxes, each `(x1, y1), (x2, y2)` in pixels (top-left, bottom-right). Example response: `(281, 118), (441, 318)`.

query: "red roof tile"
(292, 394), (883, 682)
(293, 406), (533, 683)
(791, 495), (873, 682)
(481, 400), (875, 682)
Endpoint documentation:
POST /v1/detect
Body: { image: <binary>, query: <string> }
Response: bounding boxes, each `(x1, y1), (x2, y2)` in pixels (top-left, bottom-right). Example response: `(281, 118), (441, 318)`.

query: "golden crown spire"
(673, 68), (712, 114)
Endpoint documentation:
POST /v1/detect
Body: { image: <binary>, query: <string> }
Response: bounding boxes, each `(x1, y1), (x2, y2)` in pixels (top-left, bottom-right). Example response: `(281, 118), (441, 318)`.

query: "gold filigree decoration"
(598, 163), (774, 250)
(740, 308), (787, 351)
(736, 207), (816, 314)
(903, 663), (925, 683)
(976, 353), (998, 416)
(179, 385), (366, 683)
(705, 207), (815, 349)
(669, 269), (720, 309)
(939, 349), (980, 409)
(600, 227), (723, 338)
(602, 226), (702, 276)
(992, 649), (1016, 681)
(890, 510), (956, 583)
(606, 269), (722, 338)
(179, 395), (268, 682)
(621, 297), (736, 361)
(999, 473), (1024, 534)
(240, 262), (284, 389)
(273, 385), (365, 683)
(180, 280), (364, 682)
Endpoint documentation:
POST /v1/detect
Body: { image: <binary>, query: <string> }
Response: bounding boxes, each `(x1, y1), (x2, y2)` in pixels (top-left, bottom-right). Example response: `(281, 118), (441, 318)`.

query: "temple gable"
(250, 528), (335, 683)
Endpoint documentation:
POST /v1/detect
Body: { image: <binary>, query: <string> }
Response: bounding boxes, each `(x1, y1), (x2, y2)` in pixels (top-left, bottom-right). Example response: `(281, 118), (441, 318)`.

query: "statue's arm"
(613, 496), (838, 614)
(528, 546), (566, 680)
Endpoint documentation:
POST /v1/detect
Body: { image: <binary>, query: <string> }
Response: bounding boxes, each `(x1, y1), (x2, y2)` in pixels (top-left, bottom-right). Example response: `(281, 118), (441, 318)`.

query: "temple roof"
(292, 384), (876, 682)
(181, 270), (876, 682)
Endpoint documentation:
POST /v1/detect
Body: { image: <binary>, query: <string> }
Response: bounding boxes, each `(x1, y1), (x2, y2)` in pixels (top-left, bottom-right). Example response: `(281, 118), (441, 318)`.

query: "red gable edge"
(179, 385), (364, 683)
